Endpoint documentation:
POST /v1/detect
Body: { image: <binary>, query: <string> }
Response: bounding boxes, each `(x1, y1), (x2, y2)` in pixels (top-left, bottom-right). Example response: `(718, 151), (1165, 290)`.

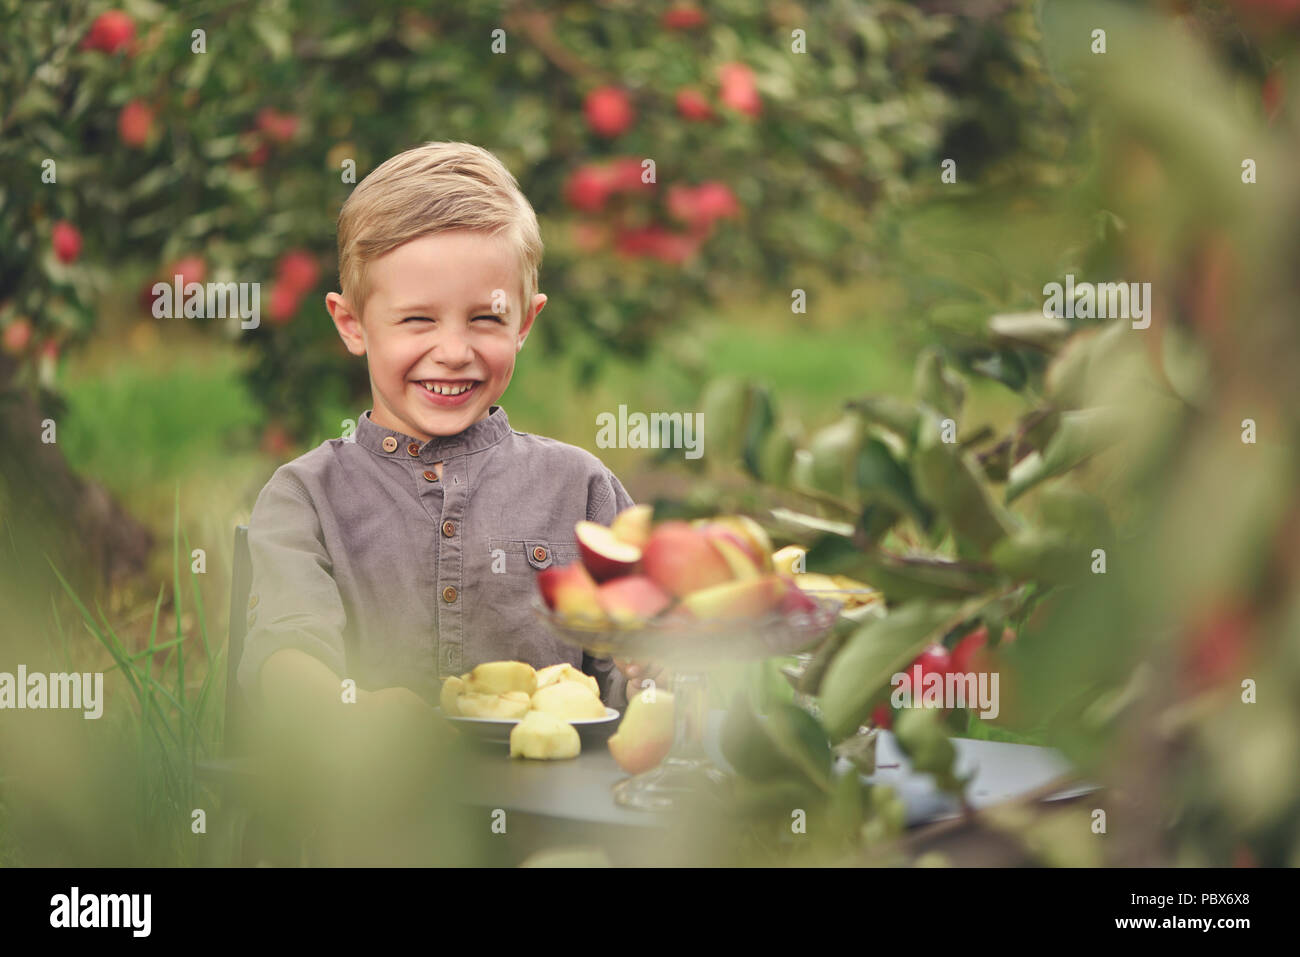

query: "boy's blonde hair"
(336, 141), (542, 323)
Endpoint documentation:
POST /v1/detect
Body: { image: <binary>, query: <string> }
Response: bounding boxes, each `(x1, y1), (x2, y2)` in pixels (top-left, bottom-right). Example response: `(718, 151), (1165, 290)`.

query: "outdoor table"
(447, 709), (1094, 866)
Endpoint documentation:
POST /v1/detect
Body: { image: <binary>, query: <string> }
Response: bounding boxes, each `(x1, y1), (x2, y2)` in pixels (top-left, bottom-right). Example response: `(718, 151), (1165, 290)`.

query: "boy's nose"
(429, 330), (475, 366)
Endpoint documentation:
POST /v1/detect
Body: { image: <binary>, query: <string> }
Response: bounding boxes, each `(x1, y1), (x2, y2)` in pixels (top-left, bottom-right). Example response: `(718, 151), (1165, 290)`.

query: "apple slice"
(707, 534), (761, 580)
(575, 520), (642, 581)
(610, 504), (653, 549)
(537, 562), (608, 625)
(696, 516), (774, 571)
(596, 574), (673, 625)
(680, 574), (789, 621)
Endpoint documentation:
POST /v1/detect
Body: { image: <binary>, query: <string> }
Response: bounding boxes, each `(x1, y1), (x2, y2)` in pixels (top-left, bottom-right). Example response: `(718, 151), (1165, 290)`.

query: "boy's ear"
(517, 293), (546, 351)
(327, 292), (366, 356)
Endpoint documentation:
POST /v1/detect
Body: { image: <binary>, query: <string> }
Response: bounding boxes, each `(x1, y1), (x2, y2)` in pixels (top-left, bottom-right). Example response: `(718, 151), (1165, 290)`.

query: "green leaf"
(1005, 407), (1124, 503)
(252, 19), (292, 61)
(913, 415), (1014, 555)
(846, 396), (922, 446)
(819, 602), (962, 739)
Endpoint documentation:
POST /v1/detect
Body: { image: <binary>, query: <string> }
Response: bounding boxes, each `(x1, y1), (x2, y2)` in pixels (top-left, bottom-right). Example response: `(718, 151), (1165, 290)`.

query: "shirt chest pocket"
(485, 538), (582, 602)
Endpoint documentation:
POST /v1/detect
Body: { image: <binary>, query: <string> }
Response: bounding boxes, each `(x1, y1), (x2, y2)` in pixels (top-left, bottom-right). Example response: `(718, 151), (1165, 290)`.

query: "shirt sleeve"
(582, 467), (637, 708)
(236, 470), (350, 700)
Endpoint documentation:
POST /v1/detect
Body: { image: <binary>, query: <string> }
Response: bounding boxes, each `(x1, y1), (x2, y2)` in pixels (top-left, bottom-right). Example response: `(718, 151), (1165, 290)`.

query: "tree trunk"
(0, 354), (153, 613)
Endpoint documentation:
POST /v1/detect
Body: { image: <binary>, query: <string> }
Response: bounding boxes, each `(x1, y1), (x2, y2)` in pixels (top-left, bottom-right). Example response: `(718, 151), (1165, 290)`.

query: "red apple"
(718, 62), (761, 117)
(2, 318), (33, 356)
(118, 99), (154, 148)
(268, 281), (301, 324)
(276, 249), (320, 294)
(675, 88), (714, 121)
(596, 575), (673, 625)
(662, 5), (707, 29)
(640, 521), (734, 597)
(256, 107), (300, 144)
(575, 520), (642, 581)
(900, 644), (953, 710)
(82, 11), (135, 54)
(870, 702), (893, 730)
(610, 504), (653, 549)
(584, 86), (636, 138)
(949, 626), (988, 675)
(564, 164), (614, 212)
(680, 574), (788, 621)
(52, 222), (82, 263)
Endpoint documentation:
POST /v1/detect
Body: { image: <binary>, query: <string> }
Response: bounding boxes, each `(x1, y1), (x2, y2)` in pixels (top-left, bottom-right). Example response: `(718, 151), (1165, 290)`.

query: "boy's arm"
(240, 473), (433, 729)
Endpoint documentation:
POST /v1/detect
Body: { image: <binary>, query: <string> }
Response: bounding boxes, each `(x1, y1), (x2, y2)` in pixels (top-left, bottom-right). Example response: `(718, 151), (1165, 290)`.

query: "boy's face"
(327, 230), (544, 442)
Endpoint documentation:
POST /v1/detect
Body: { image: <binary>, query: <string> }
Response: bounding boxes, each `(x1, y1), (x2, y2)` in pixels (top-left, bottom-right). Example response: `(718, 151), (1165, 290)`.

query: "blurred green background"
(2, 0), (1299, 867)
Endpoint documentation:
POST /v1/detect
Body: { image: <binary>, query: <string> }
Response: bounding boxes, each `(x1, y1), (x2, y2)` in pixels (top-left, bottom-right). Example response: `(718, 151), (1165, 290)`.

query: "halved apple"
(456, 690), (531, 719)
(610, 504), (653, 549)
(535, 662), (601, 697)
(575, 520), (642, 581)
(464, 660), (537, 696)
(531, 680), (607, 720)
(511, 710), (581, 759)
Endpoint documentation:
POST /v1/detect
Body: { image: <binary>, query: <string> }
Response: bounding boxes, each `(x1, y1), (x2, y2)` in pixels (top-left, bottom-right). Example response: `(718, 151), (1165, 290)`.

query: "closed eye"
(474, 314), (506, 323)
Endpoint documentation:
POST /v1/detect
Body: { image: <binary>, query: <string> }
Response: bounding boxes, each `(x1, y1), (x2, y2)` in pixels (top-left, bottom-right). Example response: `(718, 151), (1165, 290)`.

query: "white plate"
(435, 706), (620, 743)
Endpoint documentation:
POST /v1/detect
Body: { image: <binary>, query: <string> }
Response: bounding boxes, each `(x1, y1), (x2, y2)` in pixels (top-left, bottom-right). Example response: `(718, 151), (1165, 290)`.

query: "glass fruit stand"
(533, 593), (843, 810)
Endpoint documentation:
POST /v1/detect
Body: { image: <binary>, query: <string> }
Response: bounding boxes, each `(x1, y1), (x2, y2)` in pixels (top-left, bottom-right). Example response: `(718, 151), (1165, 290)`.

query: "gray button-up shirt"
(237, 405), (635, 709)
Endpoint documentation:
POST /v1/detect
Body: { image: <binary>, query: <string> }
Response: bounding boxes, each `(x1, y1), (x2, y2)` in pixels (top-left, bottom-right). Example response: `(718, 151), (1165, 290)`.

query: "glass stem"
(667, 670), (707, 763)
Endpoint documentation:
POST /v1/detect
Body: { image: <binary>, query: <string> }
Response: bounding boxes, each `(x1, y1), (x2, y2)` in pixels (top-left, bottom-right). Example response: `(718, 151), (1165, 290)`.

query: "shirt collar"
(356, 405), (512, 462)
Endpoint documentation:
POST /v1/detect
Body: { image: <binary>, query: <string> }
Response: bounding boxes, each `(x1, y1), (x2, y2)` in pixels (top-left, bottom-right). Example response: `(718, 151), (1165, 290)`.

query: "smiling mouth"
(415, 379), (480, 396)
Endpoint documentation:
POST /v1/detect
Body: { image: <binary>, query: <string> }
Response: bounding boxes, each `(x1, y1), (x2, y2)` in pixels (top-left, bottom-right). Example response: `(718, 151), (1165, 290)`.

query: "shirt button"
(532, 546), (547, 562)
(422, 470), (438, 482)
(247, 592), (259, 610)
(381, 436), (398, 453)
(442, 585), (458, 603)
(442, 520), (456, 537)
(406, 442), (421, 456)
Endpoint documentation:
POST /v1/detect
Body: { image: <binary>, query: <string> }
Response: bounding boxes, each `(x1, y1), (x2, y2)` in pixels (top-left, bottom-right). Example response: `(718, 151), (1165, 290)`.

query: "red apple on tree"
(52, 222), (82, 263)
(718, 62), (761, 117)
(81, 10), (136, 55)
(675, 88), (715, 121)
(118, 99), (155, 148)
(584, 86), (636, 137)
(2, 318), (33, 356)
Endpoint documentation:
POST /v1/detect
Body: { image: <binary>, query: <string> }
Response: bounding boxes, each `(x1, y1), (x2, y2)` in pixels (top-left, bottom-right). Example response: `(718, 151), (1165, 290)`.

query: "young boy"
(237, 142), (655, 722)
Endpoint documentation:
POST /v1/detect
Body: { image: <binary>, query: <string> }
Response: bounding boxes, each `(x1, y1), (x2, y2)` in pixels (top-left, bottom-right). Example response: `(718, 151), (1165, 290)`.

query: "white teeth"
(422, 381), (473, 395)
